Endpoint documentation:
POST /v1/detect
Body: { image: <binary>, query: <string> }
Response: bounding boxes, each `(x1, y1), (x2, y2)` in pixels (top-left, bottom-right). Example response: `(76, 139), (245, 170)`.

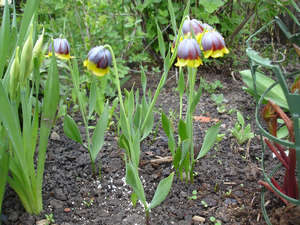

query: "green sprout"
(188, 190), (198, 200)
(45, 213), (55, 225)
(201, 200), (208, 208)
(210, 216), (222, 225)
(231, 111), (254, 145)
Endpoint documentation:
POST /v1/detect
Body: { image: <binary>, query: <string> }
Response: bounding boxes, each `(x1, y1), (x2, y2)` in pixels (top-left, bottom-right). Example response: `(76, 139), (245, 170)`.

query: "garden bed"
(3, 67), (295, 225)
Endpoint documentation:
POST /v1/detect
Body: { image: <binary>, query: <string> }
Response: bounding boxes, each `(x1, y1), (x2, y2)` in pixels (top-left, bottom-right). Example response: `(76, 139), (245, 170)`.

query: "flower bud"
(83, 46), (112, 76)
(20, 24), (33, 83)
(9, 47), (20, 99)
(33, 28), (45, 59)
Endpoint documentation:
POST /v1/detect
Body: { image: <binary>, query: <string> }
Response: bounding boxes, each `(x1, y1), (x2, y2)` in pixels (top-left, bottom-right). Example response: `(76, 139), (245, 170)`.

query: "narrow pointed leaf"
(178, 119), (188, 141)
(197, 122), (221, 160)
(0, 1), (10, 78)
(88, 81), (97, 118)
(149, 172), (174, 210)
(0, 129), (9, 215)
(125, 162), (147, 207)
(177, 68), (185, 97)
(63, 114), (83, 145)
(156, 21), (165, 59)
(168, 0), (177, 34)
(91, 103), (110, 162)
(161, 112), (176, 156)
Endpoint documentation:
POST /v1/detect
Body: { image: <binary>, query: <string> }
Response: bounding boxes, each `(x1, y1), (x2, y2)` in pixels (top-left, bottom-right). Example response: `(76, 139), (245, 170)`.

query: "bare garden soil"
(2, 63), (300, 225)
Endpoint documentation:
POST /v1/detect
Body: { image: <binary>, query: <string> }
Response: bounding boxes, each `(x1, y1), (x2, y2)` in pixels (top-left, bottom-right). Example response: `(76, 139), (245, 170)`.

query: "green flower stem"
(68, 60), (94, 173)
(104, 44), (133, 158)
(179, 67), (183, 120)
(140, 15), (190, 134)
(187, 67), (197, 183)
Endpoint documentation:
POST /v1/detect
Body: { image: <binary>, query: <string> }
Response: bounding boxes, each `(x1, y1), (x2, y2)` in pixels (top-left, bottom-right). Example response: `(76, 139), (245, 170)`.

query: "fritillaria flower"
(83, 46), (112, 76)
(175, 38), (202, 68)
(47, 38), (72, 60)
(201, 30), (229, 58)
(182, 19), (204, 36)
(182, 19), (213, 44)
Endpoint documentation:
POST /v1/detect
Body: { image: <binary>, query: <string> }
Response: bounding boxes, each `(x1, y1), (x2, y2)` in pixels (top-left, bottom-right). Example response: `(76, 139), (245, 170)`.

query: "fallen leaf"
(193, 116), (219, 123)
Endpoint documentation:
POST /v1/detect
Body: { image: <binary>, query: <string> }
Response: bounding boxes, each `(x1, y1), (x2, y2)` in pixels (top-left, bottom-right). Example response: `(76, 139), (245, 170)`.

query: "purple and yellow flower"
(47, 38), (72, 60)
(201, 30), (229, 58)
(182, 19), (214, 45)
(175, 38), (203, 68)
(182, 19), (204, 36)
(83, 46), (112, 76)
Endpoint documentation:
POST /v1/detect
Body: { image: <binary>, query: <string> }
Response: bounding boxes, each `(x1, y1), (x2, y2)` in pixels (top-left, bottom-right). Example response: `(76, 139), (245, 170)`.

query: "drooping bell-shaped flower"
(182, 19), (204, 36)
(48, 38), (72, 60)
(201, 30), (229, 58)
(175, 38), (202, 68)
(83, 46), (112, 76)
(182, 19), (214, 45)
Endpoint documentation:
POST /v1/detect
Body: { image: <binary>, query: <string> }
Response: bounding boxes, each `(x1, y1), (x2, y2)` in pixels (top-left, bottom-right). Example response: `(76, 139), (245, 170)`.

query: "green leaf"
(0, 128), (9, 215)
(178, 119), (188, 141)
(140, 66), (147, 95)
(131, 192), (138, 208)
(125, 162), (147, 207)
(141, 110), (154, 140)
(237, 111), (245, 127)
(37, 49), (60, 193)
(118, 134), (130, 155)
(173, 146), (182, 170)
(196, 122), (221, 160)
(91, 103), (110, 163)
(180, 140), (190, 165)
(63, 114), (83, 145)
(156, 21), (165, 59)
(177, 68), (185, 97)
(168, 0), (177, 34)
(0, 82), (22, 160)
(17, 0), (40, 47)
(277, 125), (288, 139)
(190, 85), (202, 114)
(133, 105), (142, 129)
(88, 81), (97, 118)
(0, 1), (10, 78)
(199, 0), (225, 13)
(240, 69), (288, 109)
(149, 172), (174, 210)
(161, 112), (176, 157)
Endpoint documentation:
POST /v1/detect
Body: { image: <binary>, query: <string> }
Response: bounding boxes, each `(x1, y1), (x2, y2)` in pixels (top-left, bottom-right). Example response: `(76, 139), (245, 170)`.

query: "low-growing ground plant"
(231, 111), (255, 145)
(211, 93), (227, 113)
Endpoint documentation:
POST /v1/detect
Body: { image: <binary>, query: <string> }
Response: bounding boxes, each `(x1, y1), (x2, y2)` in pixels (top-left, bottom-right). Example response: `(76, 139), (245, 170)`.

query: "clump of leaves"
(231, 111), (254, 145)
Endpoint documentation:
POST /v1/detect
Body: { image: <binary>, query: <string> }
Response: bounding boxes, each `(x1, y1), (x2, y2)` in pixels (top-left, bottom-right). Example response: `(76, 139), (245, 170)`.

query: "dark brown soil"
(1, 65), (294, 225)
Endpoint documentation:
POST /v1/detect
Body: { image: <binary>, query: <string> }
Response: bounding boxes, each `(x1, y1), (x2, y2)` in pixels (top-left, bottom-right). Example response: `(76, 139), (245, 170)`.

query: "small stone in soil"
(8, 211), (18, 222)
(49, 199), (64, 209)
(192, 215), (205, 223)
(36, 219), (49, 225)
(54, 188), (67, 201)
(122, 213), (144, 225)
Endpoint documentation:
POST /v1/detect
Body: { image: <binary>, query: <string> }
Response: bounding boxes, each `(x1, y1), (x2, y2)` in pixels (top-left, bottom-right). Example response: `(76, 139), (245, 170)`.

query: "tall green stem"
(187, 67), (197, 183)
(104, 44), (134, 161)
(69, 60), (94, 173)
(140, 15), (190, 134)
